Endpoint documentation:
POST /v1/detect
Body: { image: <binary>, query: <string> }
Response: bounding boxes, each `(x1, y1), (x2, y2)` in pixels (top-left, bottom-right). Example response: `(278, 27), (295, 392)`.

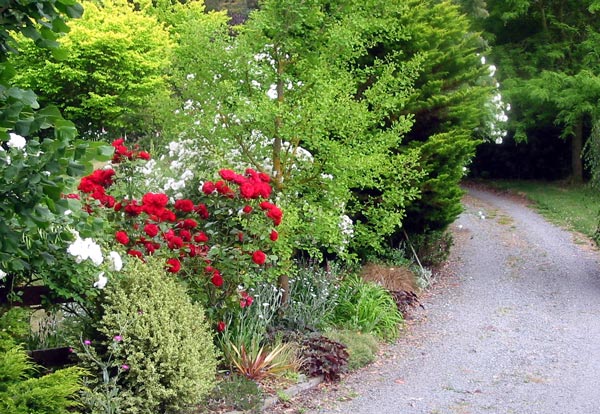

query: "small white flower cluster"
(478, 210), (486, 220)
(66, 232), (123, 289)
(0, 269), (6, 280)
(67, 234), (104, 266)
(480, 56), (510, 144)
(1, 132), (28, 165)
(338, 214), (354, 251)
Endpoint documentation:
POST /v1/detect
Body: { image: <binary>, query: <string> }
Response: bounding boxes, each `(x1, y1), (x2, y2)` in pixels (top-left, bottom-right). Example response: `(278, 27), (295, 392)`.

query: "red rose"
(181, 218), (198, 229)
(270, 230), (279, 241)
(144, 223), (159, 237)
(258, 172), (271, 182)
(238, 232), (244, 242)
(251, 250), (267, 265)
(166, 258), (181, 273)
(127, 249), (143, 259)
(194, 232), (209, 243)
(115, 231), (130, 245)
(239, 182), (256, 199)
(138, 151), (151, 160)
(217, 321), (226, 332)
(195, 203), (209, 219)
(202, 181), (215, 194)
(242, 205), (253, 214)
(179, 230), (192, 242)
(219, 169), (236, 181)
(174, 199), (195, 213)
(211, 271), (223, 287)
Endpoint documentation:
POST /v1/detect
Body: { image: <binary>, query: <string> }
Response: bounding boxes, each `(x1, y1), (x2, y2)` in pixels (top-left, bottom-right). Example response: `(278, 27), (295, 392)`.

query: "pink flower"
(113, 335), (122, 342)
(121, 364), (130, 371)
(84, 339), (91, 346)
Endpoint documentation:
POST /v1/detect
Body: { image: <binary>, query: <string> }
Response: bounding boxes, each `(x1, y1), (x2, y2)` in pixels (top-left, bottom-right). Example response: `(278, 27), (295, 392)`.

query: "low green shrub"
(83, 257), (218, 414)
(330, 275), (403, 342)
(0, 311), (85, 414)
(324, 329), (379, 371)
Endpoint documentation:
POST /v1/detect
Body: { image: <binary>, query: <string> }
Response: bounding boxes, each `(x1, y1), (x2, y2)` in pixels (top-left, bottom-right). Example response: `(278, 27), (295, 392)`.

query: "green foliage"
(299, 335), (348, 382)
(330, 275), (403, 342)
(390, 0), (490, 234)
(89, 257), (218, 414)
(0, 0), (83, 57)
(0, 315), (85, 414)
(11, 0), (174, 138)
(169, 0), (425, 259)
(484, 0), (600, 180)
(324, 329), (379, 371)
(408, 229), (454, 268)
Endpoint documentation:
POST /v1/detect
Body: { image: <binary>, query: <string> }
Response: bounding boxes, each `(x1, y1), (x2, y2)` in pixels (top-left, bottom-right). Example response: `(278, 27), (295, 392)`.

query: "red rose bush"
(77, 139), (283, 323)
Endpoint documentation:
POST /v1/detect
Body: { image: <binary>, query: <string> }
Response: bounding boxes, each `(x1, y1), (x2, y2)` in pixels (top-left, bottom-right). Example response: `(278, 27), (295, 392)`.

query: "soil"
(268, 186), (600, 414)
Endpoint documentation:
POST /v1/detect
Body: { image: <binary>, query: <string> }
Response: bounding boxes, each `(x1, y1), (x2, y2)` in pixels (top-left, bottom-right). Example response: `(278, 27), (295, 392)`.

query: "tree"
(10, 0), (173, 139)
(484, 0), (600, 182)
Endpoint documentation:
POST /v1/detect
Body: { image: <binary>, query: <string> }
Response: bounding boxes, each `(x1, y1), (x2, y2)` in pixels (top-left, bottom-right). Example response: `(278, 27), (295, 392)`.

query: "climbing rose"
(270, 230), (278, 241)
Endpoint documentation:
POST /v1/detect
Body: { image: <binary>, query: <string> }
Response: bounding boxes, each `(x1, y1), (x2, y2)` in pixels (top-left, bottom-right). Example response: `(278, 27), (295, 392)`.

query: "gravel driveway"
(275, 186), (600, 414)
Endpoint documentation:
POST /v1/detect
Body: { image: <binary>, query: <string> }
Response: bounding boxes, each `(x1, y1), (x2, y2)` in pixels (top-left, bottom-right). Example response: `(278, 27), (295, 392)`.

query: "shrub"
(330, 275), (403, 342)
(324, 329), (379, 371)
(85, 257), (218, 414)
(299, 335), (348, 382)
(0, 312), (85, 414)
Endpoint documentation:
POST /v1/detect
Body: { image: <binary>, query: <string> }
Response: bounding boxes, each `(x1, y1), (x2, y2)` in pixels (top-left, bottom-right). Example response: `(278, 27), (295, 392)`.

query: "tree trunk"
(571, 119), (584, 183)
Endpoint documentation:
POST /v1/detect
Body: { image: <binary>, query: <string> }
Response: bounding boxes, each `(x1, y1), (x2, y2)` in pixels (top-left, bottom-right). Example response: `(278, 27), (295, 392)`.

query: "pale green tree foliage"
(168, 0), (424, 261)
(485, 0), (600, 182)
(11, 0), (173, 139)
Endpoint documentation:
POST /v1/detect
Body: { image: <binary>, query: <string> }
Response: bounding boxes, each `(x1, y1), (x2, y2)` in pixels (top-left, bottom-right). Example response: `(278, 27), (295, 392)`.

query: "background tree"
(482, 0), (600, 182)
(10, 0), (173, 139)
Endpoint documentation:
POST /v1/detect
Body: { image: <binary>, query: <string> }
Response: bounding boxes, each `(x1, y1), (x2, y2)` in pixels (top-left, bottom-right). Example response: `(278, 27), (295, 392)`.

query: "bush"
(85, 257), (218, 414)
(324, 329), (379, 371)
(330, 275), (403, 342)
(0, 311), (85, 414)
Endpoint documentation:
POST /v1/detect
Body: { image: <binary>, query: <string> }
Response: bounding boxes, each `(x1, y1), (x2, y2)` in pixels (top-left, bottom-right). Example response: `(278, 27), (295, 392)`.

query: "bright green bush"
(0, 310), (85, 414)
(324, 329), (379, 371)
(330, 275), (403, 342)
(89, 257), (218, 414)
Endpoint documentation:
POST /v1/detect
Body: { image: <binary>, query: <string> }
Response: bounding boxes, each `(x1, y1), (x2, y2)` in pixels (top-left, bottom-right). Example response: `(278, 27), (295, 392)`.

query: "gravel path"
(274, 186), (600, 414)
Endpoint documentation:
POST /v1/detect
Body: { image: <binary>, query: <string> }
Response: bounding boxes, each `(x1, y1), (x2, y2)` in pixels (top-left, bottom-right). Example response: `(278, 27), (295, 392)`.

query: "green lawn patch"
(481, 180), (600, 242)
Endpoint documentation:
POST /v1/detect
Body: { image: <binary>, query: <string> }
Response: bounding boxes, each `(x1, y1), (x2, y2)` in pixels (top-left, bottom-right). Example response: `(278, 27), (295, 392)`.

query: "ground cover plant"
(483, 180), (600, 242)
